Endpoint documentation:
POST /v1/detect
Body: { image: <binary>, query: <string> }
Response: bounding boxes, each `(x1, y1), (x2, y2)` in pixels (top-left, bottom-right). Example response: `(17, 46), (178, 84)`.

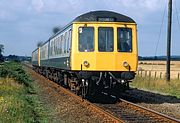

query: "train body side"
(32, 26), (72, 70)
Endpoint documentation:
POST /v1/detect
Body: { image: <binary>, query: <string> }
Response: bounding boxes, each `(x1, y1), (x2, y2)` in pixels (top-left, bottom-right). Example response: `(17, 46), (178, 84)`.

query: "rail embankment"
(0, 61), (48, 122)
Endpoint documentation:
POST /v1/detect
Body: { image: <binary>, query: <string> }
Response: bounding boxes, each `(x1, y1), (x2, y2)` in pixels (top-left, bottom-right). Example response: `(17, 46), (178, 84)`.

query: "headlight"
(123, 61), (129, 67)
(83, 61), (89, 67)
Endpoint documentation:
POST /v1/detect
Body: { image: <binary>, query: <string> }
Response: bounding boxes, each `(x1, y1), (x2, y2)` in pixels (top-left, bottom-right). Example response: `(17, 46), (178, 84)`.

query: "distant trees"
(53, 26), (61, 34)
(0, 44), (4, 62)
(0, 44), (4, 54)
(4, 55), (31, 62)
(37, 41), (44, 47)
(36, 26), (61, 48)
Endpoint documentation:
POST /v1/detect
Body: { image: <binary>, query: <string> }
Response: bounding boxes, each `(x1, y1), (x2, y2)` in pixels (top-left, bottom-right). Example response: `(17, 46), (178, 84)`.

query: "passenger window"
(61, 35), (64, 54)
(67, 30), (72, 53)
(79, 27), (94, 52)
(64, 33), (67, 54)
(66, 31), (69, 53)
(98, 27), (114, 52)
(57, 37), (60, 54)
(117, 28), (132, 52)
(60, 35), (63, 54)
(53, 39), (55, 55)
(54, 38), (57, 55)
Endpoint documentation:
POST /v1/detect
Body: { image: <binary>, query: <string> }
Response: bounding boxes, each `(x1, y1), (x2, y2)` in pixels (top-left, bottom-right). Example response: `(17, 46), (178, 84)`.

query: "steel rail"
(118, 98), (180, 123)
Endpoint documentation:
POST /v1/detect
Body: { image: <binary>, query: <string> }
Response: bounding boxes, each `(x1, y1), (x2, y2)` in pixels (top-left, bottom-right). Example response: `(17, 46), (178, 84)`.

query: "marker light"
(123, 61), (129, 67)
(83, 61), (89, 67)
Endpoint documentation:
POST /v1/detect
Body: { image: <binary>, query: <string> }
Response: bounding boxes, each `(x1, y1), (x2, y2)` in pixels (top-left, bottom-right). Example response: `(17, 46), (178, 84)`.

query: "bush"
(0, 61), (48, 122)
(0, 61), (32, 87)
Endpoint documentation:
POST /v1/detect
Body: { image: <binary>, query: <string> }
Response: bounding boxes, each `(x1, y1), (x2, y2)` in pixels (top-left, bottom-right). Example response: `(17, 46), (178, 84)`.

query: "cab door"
(71, 24), (96, 71)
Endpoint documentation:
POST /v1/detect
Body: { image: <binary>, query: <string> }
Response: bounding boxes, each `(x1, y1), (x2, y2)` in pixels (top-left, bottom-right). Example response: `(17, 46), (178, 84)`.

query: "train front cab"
(71, 22), (138, 78)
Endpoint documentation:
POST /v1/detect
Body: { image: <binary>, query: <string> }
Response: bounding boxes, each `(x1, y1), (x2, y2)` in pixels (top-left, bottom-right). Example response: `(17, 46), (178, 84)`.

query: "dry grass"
(0, 62), (48, 123)
(0, 78), (28, 122)
(131, 76), (180, 98)
(131, 61), (180, 98)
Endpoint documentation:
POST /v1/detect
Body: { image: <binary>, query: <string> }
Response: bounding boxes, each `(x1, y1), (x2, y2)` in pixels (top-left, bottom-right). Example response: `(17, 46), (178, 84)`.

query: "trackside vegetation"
(0, 62), (48, 122)
(131, 75), (180, 98)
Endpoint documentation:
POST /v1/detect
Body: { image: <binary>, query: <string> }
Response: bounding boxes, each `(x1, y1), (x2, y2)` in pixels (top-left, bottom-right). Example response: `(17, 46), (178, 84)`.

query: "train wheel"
(57, 72), (63, 85)
(63, 74), (68, 88)
(81, 79), (96, 99)
(81, 79), (92, 99)
(81, 79), (87, 98)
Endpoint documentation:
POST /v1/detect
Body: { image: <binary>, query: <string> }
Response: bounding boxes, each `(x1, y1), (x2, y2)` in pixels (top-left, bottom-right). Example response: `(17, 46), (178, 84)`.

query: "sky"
(0, 0), (180, 56)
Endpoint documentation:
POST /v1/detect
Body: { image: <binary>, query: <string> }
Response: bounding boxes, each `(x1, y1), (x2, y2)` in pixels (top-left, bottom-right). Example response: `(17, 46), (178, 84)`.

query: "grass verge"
(0, 62), (48, 123)
(131, 75), (180, 98)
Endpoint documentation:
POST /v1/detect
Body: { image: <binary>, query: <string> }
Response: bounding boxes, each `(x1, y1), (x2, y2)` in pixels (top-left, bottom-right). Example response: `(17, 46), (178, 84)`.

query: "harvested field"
(138, 60), (180, 79)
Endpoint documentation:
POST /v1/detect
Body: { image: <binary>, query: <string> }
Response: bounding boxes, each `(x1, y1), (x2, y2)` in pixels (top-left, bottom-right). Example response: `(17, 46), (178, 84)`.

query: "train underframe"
(33, 65), (136, 98)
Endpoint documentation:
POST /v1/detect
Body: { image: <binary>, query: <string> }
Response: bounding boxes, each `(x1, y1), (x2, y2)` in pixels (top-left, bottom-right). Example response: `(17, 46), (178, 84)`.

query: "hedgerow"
(0, 61), (32, 87)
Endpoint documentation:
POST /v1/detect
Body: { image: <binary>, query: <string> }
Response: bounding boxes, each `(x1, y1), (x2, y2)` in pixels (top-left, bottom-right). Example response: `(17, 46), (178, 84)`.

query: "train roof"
(50, 11), (135, 38)
(33, 10), (136, 52)
(73, 10), (136, 23)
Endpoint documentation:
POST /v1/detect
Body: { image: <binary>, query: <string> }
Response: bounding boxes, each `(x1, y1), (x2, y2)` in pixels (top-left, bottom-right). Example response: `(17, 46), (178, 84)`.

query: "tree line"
(0, 26), (61, 63)
(37, 26), (61, 47)
(0, 44), (4, 62)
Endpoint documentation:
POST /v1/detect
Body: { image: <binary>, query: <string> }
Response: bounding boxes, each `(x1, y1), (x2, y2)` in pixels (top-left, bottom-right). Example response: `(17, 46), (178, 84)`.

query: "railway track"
(95, 92), (180, 123)
(24, 64), (180, 123)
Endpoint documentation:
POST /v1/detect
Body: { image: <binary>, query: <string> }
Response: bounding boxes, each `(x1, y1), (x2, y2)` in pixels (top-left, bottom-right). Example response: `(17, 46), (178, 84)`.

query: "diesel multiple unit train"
(32, 11), (138, 98)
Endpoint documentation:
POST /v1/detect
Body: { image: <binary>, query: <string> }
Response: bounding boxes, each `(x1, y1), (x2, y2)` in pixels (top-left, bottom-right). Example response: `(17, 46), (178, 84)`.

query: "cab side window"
(78, 27), (94, 52)
(117, 28), (132, 52)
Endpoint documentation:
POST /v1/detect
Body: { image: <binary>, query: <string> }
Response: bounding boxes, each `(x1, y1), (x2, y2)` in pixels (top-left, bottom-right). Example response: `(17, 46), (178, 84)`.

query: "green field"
(0, 62), (48, 123)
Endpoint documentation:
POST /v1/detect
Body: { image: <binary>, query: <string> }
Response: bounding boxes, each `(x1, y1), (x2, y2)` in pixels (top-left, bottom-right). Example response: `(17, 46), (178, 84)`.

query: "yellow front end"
(71, 22), (138, 72)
